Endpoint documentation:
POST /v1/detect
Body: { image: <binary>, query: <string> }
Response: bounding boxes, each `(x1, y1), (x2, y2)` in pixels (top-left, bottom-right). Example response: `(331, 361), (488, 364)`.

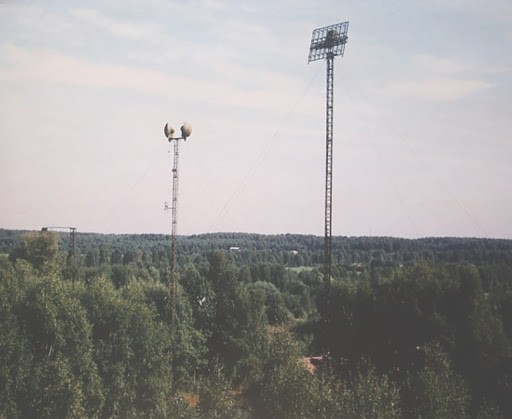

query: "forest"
(1, 228), (512, 418)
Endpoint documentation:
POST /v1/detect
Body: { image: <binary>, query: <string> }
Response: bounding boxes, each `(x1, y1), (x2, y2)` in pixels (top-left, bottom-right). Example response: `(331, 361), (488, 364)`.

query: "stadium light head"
(308, 21), (349, 63)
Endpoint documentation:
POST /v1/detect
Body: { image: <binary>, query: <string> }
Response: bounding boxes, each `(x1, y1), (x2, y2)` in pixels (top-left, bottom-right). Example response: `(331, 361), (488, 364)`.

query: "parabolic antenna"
(181, 122), (192, 139)
(164, 123), (175, 140)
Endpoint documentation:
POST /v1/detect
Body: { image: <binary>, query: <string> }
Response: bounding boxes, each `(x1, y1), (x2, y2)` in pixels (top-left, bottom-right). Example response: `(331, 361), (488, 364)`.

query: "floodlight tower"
(164, 121), (192, 336)
(308, 21), (349, 285)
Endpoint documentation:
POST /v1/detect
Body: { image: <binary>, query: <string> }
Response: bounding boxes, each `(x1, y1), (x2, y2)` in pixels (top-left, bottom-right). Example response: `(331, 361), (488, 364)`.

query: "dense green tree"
(180, 265), (215, 332)
(10, 231), (60, 273)
(0, 260), (103, 417)
(80, 276), (173, 417)
(247, 281), (291, 325)
(336, 363), (401, 418)
(313, 363), (401, 418)
(256, 329), (315, 419)
(402, 342), (471, 418)
(172, 283), (209, 387)
(0, 258), (34, 417)
(196, 364), (248, 419)
(207, 251), (249, 376)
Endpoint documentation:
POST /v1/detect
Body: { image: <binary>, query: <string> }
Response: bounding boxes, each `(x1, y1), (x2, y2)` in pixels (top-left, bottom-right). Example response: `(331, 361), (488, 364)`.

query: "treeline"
(1, 230), (512, 417)
(2, 229), (512, 268)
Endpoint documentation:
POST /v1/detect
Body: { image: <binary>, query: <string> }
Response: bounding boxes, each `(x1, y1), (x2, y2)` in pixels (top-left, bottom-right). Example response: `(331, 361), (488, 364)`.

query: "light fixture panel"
(308, 21), (349, 63)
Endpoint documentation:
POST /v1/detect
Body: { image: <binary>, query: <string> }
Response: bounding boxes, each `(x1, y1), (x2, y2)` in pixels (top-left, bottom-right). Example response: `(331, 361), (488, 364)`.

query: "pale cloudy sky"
(0, 0), (511, 238)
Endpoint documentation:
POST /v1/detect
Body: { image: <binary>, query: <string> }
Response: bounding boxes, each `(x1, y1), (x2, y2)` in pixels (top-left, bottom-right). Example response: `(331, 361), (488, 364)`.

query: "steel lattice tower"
(170, 139), (180, 329)
(164, 122), (192, 337)
(308, 21), (349, 284)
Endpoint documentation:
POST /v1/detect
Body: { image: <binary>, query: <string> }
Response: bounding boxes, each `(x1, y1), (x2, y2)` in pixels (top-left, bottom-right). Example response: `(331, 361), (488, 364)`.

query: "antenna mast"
(170, 139), (179, 330)
(308, 21), (349, 285)
(164, 122), (192, 337)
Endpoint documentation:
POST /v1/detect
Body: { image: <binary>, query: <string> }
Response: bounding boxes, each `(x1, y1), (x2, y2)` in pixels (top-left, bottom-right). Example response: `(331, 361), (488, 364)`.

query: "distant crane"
(308, 21), (349, 284)
(164, 121), (192, 337)
(41, 226), (78, 280)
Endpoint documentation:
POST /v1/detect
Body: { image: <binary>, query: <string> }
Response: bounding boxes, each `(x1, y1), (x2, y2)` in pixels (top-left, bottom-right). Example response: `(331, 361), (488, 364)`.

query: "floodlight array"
(308, 21), (349, 63)
(307, 20), (349, 284)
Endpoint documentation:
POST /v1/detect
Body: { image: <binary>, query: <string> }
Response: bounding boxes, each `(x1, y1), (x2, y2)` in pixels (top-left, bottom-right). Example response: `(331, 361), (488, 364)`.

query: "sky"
(0, 0), (511, 238)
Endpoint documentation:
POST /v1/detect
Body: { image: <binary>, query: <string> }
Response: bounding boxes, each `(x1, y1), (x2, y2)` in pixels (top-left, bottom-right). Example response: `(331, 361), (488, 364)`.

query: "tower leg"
(171, 140), (180, 336)
(324, 54), (334, 284)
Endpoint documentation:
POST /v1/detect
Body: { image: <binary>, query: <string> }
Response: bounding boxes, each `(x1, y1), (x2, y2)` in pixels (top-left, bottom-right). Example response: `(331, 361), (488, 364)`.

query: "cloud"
(413, 54), (473, 74)
(381, 54), (493, 101)
(383, 78), (492, 101)
(0, 43), (312, 117)
(69, 8), (170, 43)
(428, 0), (512, 24)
